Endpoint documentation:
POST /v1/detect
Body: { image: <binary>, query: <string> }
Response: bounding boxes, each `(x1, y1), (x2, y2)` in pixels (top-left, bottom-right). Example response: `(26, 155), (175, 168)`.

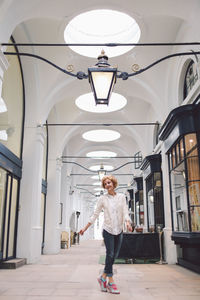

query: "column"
(161, 144), (177, 264)
(43, 158), (62, 254)
(17, 125), (46, 263)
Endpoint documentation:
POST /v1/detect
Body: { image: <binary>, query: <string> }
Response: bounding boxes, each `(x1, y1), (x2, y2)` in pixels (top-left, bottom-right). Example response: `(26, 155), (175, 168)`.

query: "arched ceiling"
(1, 0), (199, 198)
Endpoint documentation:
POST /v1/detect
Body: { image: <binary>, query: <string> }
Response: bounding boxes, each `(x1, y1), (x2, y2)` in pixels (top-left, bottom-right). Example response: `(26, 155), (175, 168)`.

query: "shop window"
(168, 133), (200, 232)
(135, 190), (144, 226)
(146, 172), (164, 232)
(183, 60), (198, 100)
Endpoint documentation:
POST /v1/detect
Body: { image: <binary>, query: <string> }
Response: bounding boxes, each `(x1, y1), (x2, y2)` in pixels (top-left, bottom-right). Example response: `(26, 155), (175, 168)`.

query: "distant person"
(79, 175), (132, 294)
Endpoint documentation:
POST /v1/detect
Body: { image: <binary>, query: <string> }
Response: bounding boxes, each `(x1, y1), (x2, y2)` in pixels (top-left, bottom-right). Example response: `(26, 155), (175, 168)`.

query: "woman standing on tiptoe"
(79, 175), (132, 294)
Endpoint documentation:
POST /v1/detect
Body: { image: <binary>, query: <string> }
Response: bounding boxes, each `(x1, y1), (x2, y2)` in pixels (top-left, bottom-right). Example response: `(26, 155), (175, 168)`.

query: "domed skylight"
(86, 150), (117, 158)
(91, 175), (100, 180)
(64, 9), (141, 58)
(92, 182), (101, 186)
(94, 187), (104, 191)
(82, 129), (120, 142)
(75, 93), (127, 113)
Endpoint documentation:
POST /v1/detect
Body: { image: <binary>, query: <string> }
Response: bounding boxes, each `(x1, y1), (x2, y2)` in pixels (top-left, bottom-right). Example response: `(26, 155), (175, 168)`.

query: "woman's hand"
(126, 221), (133, 232)
(79, 228), (85, 235)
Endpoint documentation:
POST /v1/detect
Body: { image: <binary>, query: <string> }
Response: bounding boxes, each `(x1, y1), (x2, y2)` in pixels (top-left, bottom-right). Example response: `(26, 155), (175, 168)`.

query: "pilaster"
(17, 125), (46, 263)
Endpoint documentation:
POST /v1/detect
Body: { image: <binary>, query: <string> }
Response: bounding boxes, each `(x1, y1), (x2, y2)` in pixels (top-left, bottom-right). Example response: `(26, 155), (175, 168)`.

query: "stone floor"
(0, 239), (200, 300)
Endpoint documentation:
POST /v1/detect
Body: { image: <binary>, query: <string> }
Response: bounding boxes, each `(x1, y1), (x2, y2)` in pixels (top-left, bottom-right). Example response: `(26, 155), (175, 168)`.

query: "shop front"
(159, 103), (200, 273)
(0, 37), (24, 263)
(133, 177), (144, 229)
(140, 154), (165, 233)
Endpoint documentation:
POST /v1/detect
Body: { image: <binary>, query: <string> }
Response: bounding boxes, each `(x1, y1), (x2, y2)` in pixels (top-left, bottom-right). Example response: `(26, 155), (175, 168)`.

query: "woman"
(79, 175), (132, 294)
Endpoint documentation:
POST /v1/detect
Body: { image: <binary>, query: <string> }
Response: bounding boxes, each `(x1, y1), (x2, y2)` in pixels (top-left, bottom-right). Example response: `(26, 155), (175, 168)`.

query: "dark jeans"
(103, 229), (123, 277)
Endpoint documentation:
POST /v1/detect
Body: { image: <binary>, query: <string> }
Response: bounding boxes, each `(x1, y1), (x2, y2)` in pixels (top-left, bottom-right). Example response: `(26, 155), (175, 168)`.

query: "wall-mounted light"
(88, 50), (117, 105)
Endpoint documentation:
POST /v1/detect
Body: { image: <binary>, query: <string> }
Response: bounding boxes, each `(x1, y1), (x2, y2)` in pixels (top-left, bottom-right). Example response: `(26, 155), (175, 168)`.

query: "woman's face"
(103, 179), (114, 191)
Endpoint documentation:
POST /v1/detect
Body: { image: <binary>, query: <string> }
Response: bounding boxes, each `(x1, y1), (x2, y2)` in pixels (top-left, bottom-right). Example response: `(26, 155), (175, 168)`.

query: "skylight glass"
(93, 182), (101, 186)
(75, 92), (127, 113)
(86, 150), (117, 159)
(64, 9), (141, 58)
(91, 175), (100, 180)
(89, 165), (114, 171)
(94, 187), (104, 191)
(82, 129), (120, 142)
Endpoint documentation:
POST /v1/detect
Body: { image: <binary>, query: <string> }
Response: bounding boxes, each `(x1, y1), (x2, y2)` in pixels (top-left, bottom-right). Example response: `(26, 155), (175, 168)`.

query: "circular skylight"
(94, 187), (104, 191)
(75, 93), (127, 113)
(89, 165), (114, 171)
(86, 150), (117, 159)
(64, 9), (141, 58)
(91, 175), (99, 180)
(82, 129), (120, 142)
(93, 182), (101, 186)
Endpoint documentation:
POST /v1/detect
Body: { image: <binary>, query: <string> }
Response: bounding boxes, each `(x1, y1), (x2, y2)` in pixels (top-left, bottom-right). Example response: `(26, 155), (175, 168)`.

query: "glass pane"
(185, 133), (197, 155)
(139, 190), (144, 225)
(1, 41), (23, 158)
(170, 162), (189, 232)
(147, 189), (155, 231)
(168, 152), (172, 170)
(3, 175), (11, 258)
(176, 143), (180, 164)
(0, 169), (7, 256)
(188, 182), (200, 206)
(172, 148), (176, 168)
(180, 138), (184, 161)
(186, 156), (200, 181)
(190, 206), (200, 232)
(154, 172), (161, 187)
(8, 178), (18, 258)
(136, 202), (140, 226)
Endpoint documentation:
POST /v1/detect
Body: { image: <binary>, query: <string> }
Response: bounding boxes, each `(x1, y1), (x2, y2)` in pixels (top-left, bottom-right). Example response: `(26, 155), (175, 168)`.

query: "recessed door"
(0, 170), (19, 261)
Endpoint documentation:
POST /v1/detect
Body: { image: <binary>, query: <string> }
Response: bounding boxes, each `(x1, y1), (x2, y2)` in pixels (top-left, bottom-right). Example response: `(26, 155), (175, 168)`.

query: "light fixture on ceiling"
(88, 50), (117, 105)
(98, 163), (106, 181)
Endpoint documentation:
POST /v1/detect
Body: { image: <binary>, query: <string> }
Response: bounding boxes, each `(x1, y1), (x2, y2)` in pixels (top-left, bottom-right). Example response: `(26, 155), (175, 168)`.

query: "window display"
(168, 133), (200, 232)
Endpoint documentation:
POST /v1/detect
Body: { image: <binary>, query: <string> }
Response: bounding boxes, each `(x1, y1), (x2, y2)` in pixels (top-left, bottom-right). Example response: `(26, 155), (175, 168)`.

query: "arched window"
(183, 60), (198, 100)
(1, 37), (24, 158)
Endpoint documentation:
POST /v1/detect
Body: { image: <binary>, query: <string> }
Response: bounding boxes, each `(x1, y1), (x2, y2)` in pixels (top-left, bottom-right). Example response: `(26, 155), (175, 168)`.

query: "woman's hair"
(102, 175), (118, 189)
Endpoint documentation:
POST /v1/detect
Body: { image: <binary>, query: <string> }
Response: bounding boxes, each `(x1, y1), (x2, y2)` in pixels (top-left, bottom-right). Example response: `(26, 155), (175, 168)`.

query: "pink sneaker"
(107, 283), (120, 294)
(97, 276), (107, 292)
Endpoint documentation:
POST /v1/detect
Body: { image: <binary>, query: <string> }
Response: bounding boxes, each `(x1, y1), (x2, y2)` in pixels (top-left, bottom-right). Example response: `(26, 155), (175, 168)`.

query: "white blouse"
(89, 192), (131, 235)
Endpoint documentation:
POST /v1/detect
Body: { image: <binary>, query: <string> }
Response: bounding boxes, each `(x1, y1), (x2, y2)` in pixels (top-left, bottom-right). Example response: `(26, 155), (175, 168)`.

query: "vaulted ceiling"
(1, 0), (199, 198)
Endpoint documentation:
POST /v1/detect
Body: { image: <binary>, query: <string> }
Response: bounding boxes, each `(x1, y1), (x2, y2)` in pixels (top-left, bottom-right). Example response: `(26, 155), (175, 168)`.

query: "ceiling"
(1, 0), (199, 199)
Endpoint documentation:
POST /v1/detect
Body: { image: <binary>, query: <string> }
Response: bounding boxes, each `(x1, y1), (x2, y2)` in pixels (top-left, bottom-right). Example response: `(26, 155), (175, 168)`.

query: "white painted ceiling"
(1, 0), (199, 199)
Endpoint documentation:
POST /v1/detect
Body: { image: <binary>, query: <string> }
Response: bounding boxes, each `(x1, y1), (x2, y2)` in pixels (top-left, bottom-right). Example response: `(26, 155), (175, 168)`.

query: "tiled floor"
(0, 239), (200, 300)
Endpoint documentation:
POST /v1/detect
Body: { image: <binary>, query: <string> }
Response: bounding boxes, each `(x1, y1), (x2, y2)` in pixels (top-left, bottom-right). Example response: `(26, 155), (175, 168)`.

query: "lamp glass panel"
(91, 72), (114, 99)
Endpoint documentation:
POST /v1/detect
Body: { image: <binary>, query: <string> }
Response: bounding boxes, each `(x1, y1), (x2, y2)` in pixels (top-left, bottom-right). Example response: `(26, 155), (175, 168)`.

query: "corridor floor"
(0, 240), (200, 300)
